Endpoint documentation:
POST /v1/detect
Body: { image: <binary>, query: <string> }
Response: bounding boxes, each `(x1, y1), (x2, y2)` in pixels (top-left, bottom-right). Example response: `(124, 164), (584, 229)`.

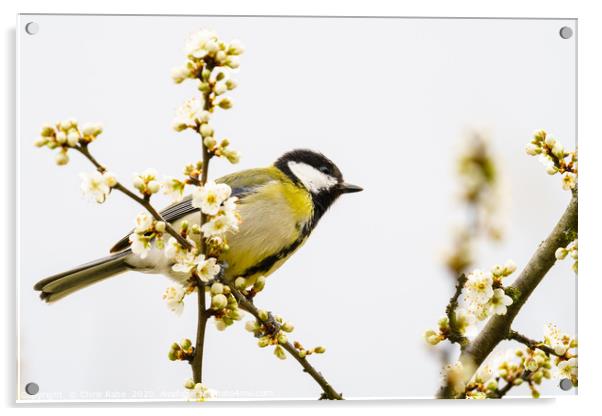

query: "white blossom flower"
(557, 357), (577, 378)
(171, 251), (199, 274)
(162, 177), (186, 202)
(489, 288), (513, 315)
(134, 212), (154, 233)
(185, 29), (219, 60)
(189, 382), (216, 401)
(544, 324), (570, 356)
(538, 154), (557, 175)
(173, 97), (205, 131)
(171, 66), (190, 84)
(562, 173), (576, 190)
(129, 233), (152, 259)
(463, 270), (494, 305)
(201, 214), (237, 238)
(80, 171), (112, 203)
(228, 39), (245, 55)
(163, 285), (186, 315)
(81, 123), (103, 138)
(196, 255), (220, 282)
(191, 181), (232, 215)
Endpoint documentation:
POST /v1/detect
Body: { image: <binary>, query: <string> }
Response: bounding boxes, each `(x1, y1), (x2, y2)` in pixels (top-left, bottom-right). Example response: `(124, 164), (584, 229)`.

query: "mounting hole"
(559, 26), (573, 40)
(559, 378), (573, 391)
(25, 382), (39, 395)
(25, 22), (39, 35)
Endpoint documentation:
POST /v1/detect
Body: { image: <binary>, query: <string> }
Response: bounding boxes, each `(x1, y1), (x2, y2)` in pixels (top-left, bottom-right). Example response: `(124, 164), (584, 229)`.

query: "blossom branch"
(437, 189), (577, 398)
(445, 274), (469, 347)
(507, 330), (563, 358)
(230, 287), (343, 400)
(190, 109), (213, 385)
(74, 144), (192, 249)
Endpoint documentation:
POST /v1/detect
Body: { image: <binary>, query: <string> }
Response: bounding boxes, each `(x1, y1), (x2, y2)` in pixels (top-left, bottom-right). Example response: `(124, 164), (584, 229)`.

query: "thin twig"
(507, 329), (563, 358)
(230, 287), (343, 400)
(445, 273), (469, 348)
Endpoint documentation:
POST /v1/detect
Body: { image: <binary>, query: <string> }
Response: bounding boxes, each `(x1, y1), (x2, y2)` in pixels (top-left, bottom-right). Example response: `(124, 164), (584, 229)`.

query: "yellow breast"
(220, 177), (313, 282)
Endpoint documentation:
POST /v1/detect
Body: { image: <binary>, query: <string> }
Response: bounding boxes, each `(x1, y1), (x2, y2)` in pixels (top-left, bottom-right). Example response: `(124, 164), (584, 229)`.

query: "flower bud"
(211, 293), (228, 310)
(258, 309), (269, 322)
(229, 308), (243, 321)
(217, 97), (232, 109)
(227, 56), (240, 69)
(171, 66), (189, 84)
(55, 151), (69, 165)
(82, 123), (102, 137)
(204, 136), (217, 149)
(524, 358), (538, 372)
(200, 123), (214, 137)
(225, 150), (240, 164)
(228, 40), (244, 55)
(424, 329), (442, 346)
(181, 338), (192, 350)
(225, 79), (237, 90)
(214, 319), (227, 331)
(274, 345), (286, 360)
(277, 333), (288, 345)
(198, 82), (211, 93)
(555, 247), (568, 260)
(215, 51), (227, 64)
(234, 277), (247, 289)
(155, 221), (166, 233)
(210, 282), (224, 295)
(67, 131), (80, 146)
(184, 378), (195, 389)
(133, 177), (145, 190)
(546, 164), (558, 175)
(525, 143), (540, 155)
(245, 320), (256, 332)
(257, 337), (270, 348)
(503, 260), (517, 275)
(147, 181), (160, 194)
(298, 350), (307, 358)
(552, 142), (565, 158)
(56, 131), (67, 144)
(168, 350), (177, 361)
(34, 137), (48, 147)
(313, 346), (326, 354)
(40, 125), (55, 137)
(214, 82), (227, 95)
(254, 276), (266, 291)
(281, 322), (294, 333)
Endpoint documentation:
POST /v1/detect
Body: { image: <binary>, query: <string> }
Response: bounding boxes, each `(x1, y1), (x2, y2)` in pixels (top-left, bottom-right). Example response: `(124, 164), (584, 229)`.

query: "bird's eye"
(319, 166), (330, 174)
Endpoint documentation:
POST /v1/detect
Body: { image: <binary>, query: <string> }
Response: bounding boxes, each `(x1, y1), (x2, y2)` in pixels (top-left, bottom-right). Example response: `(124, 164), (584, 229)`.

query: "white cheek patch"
(288, 161), (338, 193)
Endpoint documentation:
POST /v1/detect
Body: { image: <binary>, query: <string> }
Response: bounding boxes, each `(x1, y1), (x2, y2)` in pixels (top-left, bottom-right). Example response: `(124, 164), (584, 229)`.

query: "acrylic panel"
(17, 14), (577, 401)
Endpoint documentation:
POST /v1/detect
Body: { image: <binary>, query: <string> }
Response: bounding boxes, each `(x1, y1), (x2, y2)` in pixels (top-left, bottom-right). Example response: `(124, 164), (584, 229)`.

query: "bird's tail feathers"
(34, 251), (131, 303)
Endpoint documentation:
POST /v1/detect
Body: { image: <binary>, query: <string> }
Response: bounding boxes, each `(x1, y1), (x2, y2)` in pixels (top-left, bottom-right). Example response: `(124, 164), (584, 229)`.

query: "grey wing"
(109, 168), (276, 253)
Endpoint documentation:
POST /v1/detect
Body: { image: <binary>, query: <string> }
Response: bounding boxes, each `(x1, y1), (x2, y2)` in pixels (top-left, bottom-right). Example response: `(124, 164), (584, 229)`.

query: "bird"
(34, 149), (363, 302)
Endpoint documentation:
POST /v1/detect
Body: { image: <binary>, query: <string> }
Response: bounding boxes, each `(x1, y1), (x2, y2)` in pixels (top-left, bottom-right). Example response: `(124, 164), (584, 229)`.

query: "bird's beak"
(339, 182), (363, 194)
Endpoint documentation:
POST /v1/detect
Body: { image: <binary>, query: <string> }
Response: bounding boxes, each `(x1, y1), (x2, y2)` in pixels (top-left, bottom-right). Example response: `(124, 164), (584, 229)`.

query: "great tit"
(34, 149), (362, 302)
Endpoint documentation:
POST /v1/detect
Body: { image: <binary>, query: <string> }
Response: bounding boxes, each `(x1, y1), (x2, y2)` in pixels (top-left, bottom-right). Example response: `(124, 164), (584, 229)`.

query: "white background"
(16, 14), (576, 401)
(2, 0), (602, 415)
